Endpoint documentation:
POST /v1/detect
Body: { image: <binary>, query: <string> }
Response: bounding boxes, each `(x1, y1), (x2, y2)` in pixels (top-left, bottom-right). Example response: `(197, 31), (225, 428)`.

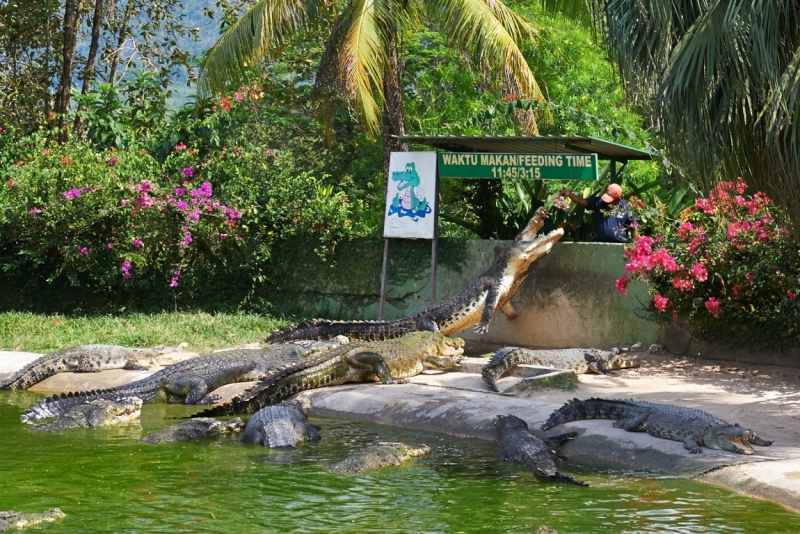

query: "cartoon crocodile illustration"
(389, 161), (429, 217)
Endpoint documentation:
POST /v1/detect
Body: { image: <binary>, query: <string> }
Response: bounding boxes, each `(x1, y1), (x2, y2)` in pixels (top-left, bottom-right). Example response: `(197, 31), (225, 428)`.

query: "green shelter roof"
(396, 135), (653, 162)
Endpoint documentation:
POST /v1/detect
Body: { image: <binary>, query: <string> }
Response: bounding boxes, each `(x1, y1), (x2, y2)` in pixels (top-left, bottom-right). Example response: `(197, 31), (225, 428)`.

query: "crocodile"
(541, 398), (774, 455)
(21, 339), (349, 423)
(195, 332), (465, 417)
(29, 398), (142, 433)
(482, 344), (642, 392)
(138, 417), (245, 444)
(329, 442), (430, 473)
(267, 206), (564, 343)
(0, 509), (65, 532)
(494, 414), (586, 486)
(240, 398), (320, 448)
(0, 343), (188, 391)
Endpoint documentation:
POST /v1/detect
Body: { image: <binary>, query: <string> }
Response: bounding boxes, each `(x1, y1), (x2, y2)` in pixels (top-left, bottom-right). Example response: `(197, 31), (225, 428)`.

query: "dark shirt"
(585, 197), (634, 243)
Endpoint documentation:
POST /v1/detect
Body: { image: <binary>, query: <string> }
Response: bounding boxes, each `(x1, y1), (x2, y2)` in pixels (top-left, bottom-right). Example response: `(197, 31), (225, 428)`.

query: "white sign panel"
(383, 152), (437, 239)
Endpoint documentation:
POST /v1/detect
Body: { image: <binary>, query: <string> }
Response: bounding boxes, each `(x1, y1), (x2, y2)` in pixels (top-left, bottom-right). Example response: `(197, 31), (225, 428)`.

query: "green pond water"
(2, 391), (799, 533)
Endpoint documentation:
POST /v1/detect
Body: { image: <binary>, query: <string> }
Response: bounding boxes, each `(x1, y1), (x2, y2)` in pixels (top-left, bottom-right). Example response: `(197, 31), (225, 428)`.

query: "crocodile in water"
(541, 398), (774, 455)
(138, 417), (245, 444)
(21, 339), (348, 423)
(0, 509), (66, 531)
(329, 442), (430, 473)
(482, 344), (641, 392)
(195, 332), (465, 417)
(494, 414), (586, 486)
(240, 398), (320, 448)
(29, 397), (142, 433)
(267, 207), (563, 342)
(0, 344), (188, 391)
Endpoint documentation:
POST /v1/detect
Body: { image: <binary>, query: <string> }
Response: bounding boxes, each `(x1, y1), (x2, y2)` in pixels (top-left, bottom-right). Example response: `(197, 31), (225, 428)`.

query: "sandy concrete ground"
(1, 346), (799, 512)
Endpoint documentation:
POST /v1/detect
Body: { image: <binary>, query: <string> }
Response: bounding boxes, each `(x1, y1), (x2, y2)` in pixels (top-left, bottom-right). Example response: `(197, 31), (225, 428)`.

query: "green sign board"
(438, 152), (598, 181)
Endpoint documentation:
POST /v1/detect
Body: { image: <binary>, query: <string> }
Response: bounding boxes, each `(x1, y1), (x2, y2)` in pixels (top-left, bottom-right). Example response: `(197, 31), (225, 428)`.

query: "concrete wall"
(268, 239), (658, 350)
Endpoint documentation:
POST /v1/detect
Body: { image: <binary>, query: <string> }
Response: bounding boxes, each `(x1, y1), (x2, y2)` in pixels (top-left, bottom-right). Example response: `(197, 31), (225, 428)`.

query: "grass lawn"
(0, 312), (292, 354)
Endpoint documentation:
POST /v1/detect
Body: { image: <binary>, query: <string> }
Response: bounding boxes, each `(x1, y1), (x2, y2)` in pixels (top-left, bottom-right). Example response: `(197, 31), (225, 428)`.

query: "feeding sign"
(384, 152), (438, 239)
(438, 152), (598, 181)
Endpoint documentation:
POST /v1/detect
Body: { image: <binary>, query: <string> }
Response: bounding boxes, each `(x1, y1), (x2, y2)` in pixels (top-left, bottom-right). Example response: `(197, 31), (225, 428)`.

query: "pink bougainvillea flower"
(615, 275), (631, 295)
(120, 261), (131, 280)
(672, 276), (694, 292)
(77, 246), (88, 256)
(788, 290), (797, 300)
(182, 167), (194, 178)
(175, 142), (187, 151)
(29, 208), (42, 215)
(6, 179), (16, 187)
(505, 93), (516, 101)
(108, 157), (118, 166)
(690, 262), (708, 282)
(107, 243), (113, 249)
(704, 297), (722, 315)
(120, 199), (130, 206)
(653, 294), (669, 312)
(170, 278), (179, 287)
(132, 238), (143, 248)
(731, 284), (744, 296)
(745, 272), (754, 285)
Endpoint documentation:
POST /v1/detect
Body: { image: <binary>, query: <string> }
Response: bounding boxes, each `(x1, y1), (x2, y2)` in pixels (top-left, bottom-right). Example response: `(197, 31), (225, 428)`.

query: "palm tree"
(197, 0), (547, 178)
(539, 0), (800, 234)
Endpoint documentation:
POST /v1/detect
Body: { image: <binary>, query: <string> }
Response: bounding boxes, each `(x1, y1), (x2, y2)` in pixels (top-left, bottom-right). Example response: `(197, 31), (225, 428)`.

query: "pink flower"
(695, 198), (714, 214)
(690, 263), (708, 282)
(107, 243), (113, 249)
(615, 275), (631, 295)
(77, 246), (88, 256)
(505, 93), (516, 101)
(29, 208), (42, 215)
(745, 272), (754, 285)
(678, 222), (694, 239)
(704, 297), (722, 315)
(121, 199), (130, 206)
(672, 276), (694, 292)
(219, 233), (227, 240)
(120, 261), (131, 279)
(170, 278), (179, 287)
(132, 239), (143, 248)
(183, 234), (193, 244)
(108, 156), (118, 166)
(6, 179), (16, 187)
(62, 188), (83, 199)
(653, 294), (669, 312)
(182, 167), (194, 178)
(731, 284), (744, 296)
(175, 142), (187, 151)
(788, 290), (797, 300)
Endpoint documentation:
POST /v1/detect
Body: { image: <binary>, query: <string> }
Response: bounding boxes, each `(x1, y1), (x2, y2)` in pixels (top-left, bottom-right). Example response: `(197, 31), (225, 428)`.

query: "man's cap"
(601, 183), (623, 203)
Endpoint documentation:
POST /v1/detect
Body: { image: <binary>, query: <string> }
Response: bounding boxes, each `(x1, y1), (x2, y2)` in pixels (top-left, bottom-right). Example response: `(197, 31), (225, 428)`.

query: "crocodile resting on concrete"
(29, 398), (142, 433)
(0, 509), (66, 532)
(329, 442), (431, 473)
(0, 343), (187, 391)
(21, 339), (348, 423)
(241, 398), (320, 448)
(267, 207), (563, 343)
(542, 398), (774, 455)
(139, 417), (245, 444)
(195, 332), (465, 417)
(482, 344), (642, 392)
(494, 414), (586, 486)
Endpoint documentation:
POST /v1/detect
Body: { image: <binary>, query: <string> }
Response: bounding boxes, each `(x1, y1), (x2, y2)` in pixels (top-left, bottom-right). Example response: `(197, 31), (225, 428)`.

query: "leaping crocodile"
(482, 344), (641, 392)
(0, 344), (187, 391)
(195, 332), (465, 417)
(21, 340), (348, 423)
(541, 398), (774, 455)
(267, 207), (563, 342)
(494, 414), (586, 486)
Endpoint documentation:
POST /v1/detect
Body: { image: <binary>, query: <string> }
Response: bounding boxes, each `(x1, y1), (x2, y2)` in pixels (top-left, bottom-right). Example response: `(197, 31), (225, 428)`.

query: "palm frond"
(198, 0), (315, 97)
(336, 0), (392, 135)
(429, 0), (546, 132)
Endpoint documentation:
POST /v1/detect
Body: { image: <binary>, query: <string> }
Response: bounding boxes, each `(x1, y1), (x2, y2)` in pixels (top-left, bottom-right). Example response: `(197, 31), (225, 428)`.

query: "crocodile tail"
(0, 352), (71, 391)
(481, 347), (524, 392)
(21, 389), (115, 423)
(549, 472), (589, 487)
(193, 350), (337, 417)
(266, 318), (419, 343)
(540, 398), (632, 430)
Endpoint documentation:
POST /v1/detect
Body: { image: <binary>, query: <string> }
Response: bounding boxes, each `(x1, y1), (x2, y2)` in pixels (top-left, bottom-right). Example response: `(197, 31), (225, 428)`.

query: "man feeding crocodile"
(560, 183), (636, 243)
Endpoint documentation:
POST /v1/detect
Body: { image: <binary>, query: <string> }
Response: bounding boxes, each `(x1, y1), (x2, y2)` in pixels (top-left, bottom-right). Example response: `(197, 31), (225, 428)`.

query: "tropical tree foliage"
(197, 0), (548, 174)
(538, 0), (800, 235)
